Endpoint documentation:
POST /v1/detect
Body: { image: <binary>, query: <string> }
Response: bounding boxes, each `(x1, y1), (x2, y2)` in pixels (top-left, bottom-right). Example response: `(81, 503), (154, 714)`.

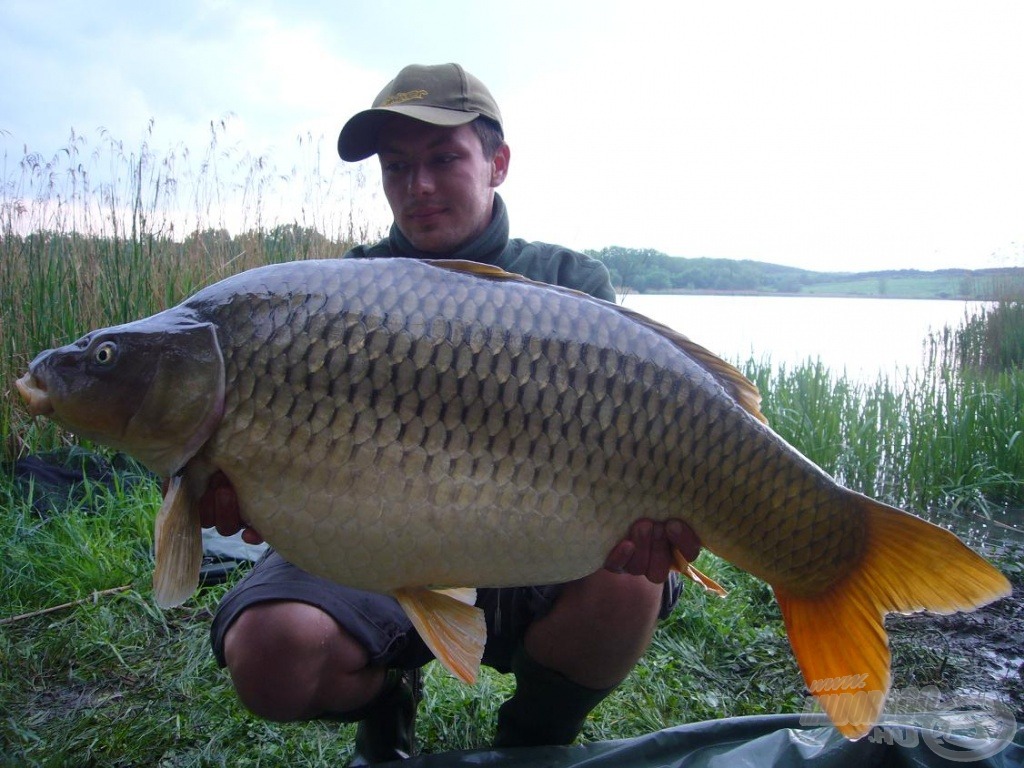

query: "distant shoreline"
(591, 246), (1020, 302)
(618, 289), (995, 301)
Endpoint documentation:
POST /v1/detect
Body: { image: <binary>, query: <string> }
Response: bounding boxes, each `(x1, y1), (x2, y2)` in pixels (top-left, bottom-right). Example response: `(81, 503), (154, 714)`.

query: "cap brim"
(337, 106), (480, 161)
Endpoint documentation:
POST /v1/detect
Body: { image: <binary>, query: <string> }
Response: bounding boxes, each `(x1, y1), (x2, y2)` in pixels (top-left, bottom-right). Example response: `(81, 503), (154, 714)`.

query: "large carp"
(16, 258), (1010, 739)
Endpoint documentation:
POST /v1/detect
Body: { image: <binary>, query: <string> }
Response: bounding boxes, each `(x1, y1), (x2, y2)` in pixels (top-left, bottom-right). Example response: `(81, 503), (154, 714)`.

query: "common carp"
(15, 257), (1010, 739)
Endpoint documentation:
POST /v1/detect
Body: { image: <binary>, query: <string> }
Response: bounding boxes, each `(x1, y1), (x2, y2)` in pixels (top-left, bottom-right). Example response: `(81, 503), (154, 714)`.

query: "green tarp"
(399, 715), (1022, 767)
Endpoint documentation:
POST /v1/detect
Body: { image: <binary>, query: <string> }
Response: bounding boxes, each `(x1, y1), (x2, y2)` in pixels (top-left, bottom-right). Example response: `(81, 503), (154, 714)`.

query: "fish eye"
(93, 341), (118, 366)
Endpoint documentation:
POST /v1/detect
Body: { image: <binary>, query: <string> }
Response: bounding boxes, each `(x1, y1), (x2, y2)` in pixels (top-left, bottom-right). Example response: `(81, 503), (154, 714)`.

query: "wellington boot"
(345, 668), (422, 766)
(493, 647), (615, 748)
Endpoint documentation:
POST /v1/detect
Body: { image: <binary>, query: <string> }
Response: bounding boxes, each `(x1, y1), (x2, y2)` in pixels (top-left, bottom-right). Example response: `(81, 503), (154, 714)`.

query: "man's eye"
(383, 161), (407, 174)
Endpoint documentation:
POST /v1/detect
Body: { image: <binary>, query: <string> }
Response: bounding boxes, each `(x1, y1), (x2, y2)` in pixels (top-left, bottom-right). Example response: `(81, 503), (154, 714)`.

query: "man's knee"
(570, 568), (665, 619)
(223, 601), (370, 721)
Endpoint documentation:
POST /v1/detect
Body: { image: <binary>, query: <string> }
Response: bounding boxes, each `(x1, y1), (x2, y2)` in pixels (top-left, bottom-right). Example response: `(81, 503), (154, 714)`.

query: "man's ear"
(491, 143), (510, 187)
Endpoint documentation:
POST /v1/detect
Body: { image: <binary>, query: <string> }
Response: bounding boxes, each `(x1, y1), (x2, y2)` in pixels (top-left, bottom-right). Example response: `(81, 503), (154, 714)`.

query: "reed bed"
(1, 121), (384, 458)
(743, 356), (1024, 520)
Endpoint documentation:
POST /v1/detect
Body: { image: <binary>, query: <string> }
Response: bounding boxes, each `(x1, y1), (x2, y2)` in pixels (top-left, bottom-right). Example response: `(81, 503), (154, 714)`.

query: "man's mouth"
(407, 206), (446, 221)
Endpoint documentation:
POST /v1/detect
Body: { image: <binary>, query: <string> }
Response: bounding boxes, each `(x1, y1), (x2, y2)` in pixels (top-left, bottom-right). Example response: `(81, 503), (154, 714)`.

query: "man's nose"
(408, 164), (435, 195)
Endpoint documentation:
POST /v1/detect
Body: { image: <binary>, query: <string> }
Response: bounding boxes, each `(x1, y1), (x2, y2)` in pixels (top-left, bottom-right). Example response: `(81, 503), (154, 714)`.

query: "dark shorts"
(210, 550), (682, 674)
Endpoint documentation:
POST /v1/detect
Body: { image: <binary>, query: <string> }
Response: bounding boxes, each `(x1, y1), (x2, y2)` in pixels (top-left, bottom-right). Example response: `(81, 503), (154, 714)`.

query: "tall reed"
(1, 121), (384, 458)
(744, 346), (1024, 517)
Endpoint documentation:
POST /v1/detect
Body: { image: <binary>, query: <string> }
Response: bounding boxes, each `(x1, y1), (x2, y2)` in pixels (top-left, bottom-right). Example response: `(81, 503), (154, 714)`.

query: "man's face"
(377, 117), (509, 254)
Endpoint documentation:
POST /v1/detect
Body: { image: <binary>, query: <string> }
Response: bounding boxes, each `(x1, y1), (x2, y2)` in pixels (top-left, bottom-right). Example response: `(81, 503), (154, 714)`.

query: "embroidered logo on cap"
(381, 89), (428, 107)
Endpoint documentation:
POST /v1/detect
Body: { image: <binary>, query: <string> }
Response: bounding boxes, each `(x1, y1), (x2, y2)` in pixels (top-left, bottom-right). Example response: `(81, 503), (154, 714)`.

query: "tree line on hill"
(585, 245), (1018, 299)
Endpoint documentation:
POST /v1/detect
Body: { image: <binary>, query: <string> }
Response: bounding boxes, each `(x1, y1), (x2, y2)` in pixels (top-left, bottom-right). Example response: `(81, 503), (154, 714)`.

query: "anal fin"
(152, 475), (203, 608)
(393, 587), (485, 684)
(672, 548), (728, 597)
(434, 587), (478, 606)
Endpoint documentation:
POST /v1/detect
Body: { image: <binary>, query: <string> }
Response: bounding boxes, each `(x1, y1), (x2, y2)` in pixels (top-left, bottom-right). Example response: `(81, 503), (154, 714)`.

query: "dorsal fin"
(426, 259), (515, 280)
(610, 301), (767, 423)
(426, 259), (768, 424)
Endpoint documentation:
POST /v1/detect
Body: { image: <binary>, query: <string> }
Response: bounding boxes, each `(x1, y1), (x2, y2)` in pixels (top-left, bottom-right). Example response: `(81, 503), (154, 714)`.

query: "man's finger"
(624, 519), (653, 577)
(214, 484), (238, 518)
(645, 522), (673, 584)
(667, 519), (701, 562)
(603, 540), (635, 573)
(241, 528), (265, 546)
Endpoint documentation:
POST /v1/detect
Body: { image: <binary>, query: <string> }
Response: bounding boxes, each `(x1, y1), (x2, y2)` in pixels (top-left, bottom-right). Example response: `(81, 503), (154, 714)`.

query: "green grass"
(798, 274), (983, 299)
(742, 358), (1024, 516)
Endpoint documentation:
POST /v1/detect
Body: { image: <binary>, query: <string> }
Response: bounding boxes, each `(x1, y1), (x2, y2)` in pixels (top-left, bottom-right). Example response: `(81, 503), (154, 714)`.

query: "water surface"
(620, 294), (990, 383)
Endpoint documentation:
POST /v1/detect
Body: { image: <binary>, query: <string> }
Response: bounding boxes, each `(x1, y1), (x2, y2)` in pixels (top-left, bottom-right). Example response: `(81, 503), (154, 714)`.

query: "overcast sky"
(2, 0), (1022, 272)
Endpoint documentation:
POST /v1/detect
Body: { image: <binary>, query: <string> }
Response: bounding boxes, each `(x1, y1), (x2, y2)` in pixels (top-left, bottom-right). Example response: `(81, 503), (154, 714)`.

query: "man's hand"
(195, 471), (264, 545)
(604, 519), (701, 584)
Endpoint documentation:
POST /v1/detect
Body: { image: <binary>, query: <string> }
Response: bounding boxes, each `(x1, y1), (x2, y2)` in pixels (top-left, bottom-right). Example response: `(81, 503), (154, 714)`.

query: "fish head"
(16, 314), (226, 477)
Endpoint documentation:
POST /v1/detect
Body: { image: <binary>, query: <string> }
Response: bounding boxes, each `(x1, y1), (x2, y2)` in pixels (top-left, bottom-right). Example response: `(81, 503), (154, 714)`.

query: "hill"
(585, 246), (1021, 300)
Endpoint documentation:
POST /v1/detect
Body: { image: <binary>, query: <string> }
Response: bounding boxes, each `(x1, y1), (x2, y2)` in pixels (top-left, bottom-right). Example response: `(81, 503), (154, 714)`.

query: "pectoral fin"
(152, 475), (203, 608)
(672, 548), (728, 597)
(392, 587), (485, 684)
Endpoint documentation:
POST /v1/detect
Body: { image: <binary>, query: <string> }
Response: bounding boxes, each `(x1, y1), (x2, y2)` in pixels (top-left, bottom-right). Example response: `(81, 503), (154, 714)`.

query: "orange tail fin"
(773, 494), (1011, 740)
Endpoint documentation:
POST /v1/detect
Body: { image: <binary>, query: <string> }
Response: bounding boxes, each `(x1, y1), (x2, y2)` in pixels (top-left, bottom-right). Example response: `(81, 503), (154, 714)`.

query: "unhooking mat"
(399, 714), (1021, 767)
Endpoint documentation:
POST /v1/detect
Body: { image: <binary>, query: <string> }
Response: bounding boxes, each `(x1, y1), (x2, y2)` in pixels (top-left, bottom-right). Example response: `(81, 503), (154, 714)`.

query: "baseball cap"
(337, 63), (503, 161)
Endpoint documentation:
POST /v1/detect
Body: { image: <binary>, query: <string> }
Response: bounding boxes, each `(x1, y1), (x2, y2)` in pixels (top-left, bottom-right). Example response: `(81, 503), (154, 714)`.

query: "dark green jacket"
(344, 194), (615, 301)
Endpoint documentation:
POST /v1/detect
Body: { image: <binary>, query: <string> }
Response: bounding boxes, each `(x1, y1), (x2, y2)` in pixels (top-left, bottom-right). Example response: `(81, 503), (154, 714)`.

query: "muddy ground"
(886, 563), (1023, 727)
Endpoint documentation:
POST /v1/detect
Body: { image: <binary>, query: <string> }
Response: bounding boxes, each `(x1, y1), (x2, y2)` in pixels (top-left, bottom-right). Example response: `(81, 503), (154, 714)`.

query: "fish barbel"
(15, 258), (1011, 739)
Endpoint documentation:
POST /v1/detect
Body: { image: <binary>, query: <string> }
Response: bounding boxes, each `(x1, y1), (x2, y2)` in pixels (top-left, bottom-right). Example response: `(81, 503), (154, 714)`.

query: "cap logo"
(381, 89), (428, 107)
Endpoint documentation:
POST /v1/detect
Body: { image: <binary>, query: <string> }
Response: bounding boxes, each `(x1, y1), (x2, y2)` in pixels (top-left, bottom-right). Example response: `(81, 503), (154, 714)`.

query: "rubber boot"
(493, 647), (616, 748)
(344, 668), (422, 766)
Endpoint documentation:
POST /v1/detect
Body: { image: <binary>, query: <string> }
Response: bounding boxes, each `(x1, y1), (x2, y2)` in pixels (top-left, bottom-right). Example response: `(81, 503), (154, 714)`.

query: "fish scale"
(16, 256), (1011, 739)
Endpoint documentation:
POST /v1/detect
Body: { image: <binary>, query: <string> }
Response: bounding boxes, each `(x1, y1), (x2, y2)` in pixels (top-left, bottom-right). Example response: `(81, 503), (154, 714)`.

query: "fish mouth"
(15, 372), (54, 416)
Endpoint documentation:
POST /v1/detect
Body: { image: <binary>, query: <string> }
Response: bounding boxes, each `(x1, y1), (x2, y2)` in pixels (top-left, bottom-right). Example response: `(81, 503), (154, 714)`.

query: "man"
(202, 63), (700, 764)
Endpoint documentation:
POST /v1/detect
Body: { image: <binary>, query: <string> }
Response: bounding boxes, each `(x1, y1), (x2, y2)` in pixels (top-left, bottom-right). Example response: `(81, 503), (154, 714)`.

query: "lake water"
(619, 294), (991, 383)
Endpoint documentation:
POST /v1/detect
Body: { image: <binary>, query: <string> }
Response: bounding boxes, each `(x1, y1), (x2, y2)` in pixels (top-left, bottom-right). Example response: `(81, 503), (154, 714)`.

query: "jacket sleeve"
(502, 241), (618, 302)
(552, 248), (617, 302)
